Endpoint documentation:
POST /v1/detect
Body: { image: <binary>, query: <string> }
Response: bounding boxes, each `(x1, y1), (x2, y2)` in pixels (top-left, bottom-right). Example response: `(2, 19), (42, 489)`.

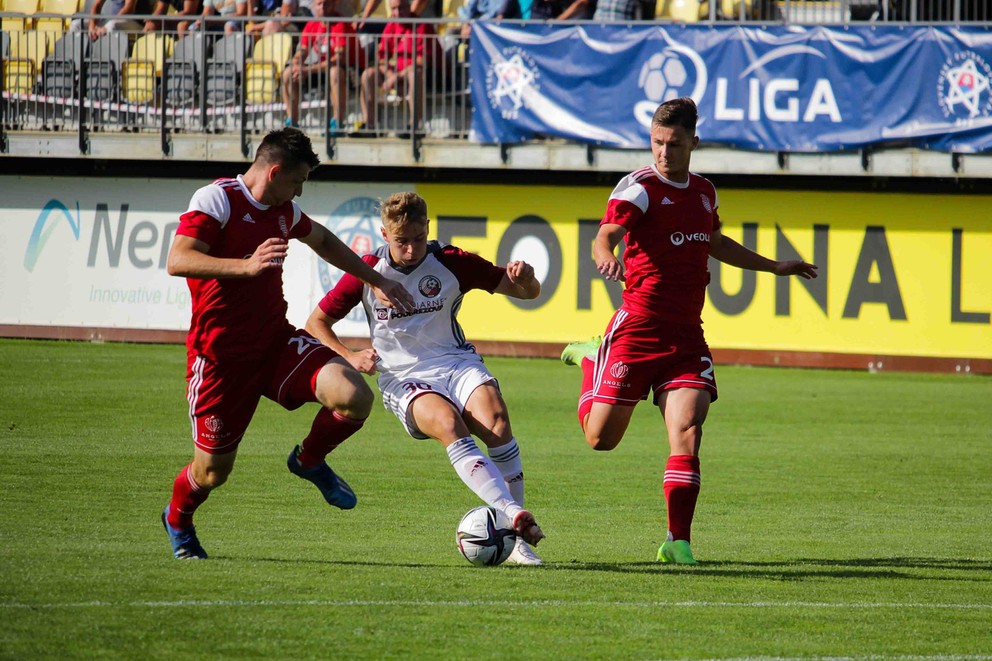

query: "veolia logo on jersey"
(418, 275), (442, 298)
(670, 231), (710, 246)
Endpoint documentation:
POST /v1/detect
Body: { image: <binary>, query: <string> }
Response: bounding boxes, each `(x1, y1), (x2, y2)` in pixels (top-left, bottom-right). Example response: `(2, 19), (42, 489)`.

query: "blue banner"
(469, 24), (992, 153)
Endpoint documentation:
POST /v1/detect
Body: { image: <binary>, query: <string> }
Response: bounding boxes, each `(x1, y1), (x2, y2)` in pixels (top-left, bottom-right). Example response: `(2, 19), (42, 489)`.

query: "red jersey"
(300, 17), (365, 68)
(603, 165), (721, 324)
(378, 21), (438, 72)
(176, 175), (313, 362)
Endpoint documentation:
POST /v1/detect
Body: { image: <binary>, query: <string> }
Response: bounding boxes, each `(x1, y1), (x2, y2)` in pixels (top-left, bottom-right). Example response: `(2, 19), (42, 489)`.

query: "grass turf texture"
(1, 338), (990, 659)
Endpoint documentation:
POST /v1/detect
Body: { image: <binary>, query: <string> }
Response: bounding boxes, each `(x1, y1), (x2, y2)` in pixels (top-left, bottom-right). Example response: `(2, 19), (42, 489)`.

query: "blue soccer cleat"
(161, 506), (208, 560)
(287, 445), (357, 510)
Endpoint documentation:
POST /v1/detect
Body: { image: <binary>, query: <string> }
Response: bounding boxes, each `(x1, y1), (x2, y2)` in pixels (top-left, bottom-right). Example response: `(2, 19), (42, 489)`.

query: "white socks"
(488, 437), (524, 506)
(446, 437), (522, 521)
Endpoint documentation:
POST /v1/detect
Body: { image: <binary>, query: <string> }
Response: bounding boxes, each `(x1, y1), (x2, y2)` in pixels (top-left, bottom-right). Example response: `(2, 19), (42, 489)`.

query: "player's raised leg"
(287, 357), (374, 510)
(655, 387), (710, 566)
(465, 382), (543, 565)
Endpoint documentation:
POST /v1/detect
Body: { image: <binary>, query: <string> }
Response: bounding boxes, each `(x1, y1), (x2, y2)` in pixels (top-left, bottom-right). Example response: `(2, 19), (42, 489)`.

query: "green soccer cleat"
(657, 540), (698, 565)
(560, 336), (602, 366)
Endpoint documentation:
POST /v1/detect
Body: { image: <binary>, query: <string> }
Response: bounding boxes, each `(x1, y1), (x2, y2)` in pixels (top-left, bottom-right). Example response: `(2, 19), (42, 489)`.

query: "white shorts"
(378, 354), (497, 439)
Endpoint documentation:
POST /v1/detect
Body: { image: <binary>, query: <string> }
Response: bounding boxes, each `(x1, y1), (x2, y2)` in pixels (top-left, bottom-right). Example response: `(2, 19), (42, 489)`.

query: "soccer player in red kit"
(561, 97), (818, 565)
(162, 128), (414, 559)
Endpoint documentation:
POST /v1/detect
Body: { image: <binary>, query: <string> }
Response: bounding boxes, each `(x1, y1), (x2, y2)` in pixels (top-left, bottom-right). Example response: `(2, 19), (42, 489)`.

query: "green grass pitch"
(1, 339), (990, 659)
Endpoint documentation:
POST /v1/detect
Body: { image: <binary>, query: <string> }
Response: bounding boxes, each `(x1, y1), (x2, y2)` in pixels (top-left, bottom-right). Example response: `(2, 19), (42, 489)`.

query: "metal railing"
(1, 5), (989, 158)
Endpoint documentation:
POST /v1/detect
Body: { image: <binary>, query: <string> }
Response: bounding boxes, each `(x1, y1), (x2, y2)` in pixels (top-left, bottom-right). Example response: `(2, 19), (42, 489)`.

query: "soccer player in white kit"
(306, 191), (546, 565)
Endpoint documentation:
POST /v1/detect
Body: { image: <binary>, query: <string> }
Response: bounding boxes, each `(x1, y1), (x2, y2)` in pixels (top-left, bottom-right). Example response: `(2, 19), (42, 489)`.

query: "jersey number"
(289, 336), (322, 355)
(699, 356), (715, 381)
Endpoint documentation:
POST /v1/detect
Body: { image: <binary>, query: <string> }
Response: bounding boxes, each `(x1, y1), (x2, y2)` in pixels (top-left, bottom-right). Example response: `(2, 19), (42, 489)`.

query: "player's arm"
(593, 223), (627, 282)
(710, 227), (818, 279)
(305, 307), (379, 375)
(167, 234), (288, 278)
(299, 223), (416, 311)
(494, 261), (540, 300)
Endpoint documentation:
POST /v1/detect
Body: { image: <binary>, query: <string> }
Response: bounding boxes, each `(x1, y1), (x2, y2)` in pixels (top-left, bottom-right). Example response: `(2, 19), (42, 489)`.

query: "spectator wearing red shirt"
(354, 0), (439, 137)
(281, 0), (365, 132)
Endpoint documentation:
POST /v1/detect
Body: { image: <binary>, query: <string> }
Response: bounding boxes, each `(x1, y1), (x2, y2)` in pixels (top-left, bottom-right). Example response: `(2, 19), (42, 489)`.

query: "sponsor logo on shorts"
(419, 275), (442, 297)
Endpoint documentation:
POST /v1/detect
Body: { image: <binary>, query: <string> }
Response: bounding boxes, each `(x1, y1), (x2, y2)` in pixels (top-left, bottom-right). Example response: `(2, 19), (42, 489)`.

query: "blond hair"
(380, 192), (428, 232)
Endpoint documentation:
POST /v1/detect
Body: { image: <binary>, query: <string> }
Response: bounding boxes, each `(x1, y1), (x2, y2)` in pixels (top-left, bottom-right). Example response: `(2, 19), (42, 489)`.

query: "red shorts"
(185, 330), (340, 454)
(591, 308), (718, 406)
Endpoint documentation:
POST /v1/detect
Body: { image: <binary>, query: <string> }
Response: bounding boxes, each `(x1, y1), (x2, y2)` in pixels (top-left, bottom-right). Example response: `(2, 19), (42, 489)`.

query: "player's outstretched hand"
(596, 255), (625, 282)
(347, 348), (379, 375)
(775, 260), (818, 280)
(372, 278), (416, 313)
(505, 260), (535, 285)
(246, 238), (288, 276)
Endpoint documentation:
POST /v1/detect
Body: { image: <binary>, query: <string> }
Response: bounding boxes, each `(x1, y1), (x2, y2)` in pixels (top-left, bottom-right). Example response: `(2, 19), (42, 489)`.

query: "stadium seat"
(3, 29), (51, 93)
(165, 32), (208, 107)
(249, 32), (292, 76)
(204, 33), (250, 106)
(656, 0), (702, 20)
(84, 31), (130, 102)
(41, 30), (88, 98)
(244, 59), (277, 103)
(37, 0), (78, 30)
(2, 0), (41, 30)
(123, 34), (173, 104)
(1, 30), (9, 57)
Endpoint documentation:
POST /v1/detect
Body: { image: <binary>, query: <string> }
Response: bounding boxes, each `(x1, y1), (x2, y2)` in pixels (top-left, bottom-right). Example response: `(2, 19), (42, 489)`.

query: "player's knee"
(341, 374), (374, 418)
(584, 429), (620, 452)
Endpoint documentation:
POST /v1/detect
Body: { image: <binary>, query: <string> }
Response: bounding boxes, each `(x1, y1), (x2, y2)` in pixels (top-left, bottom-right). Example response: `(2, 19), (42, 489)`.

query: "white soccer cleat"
(506, 538), (543, 566)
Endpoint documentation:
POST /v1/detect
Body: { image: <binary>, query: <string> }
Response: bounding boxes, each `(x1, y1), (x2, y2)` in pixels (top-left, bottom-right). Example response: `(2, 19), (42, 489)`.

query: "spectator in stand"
(72, 0), (149, 39)
(501, 0), (592, 19)
(357, 0), (438, 30)
(190, 0), (249, 34)
(354, 0), (439, 138)
(592, 0), (642, 20)
(246, 0), (312, 35)
(455, 0), (505, 38)
(144, 0), (202, 37)
(281, 0), (364, 132)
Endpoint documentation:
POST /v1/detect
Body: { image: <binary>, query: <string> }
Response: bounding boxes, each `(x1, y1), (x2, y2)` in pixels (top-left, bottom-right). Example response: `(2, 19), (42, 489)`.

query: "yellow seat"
(249, 32), (292, 77)
(121, 33), (172, 104)
(442, 0), (464, 16)
(244, 59), (278, 103)
(3, 0), (41, 30)
(34, 16), (65, 39)
(3, 29), (49, 93)
(657, 0), (702, 21)
(122, 59), (156, 103)
(39, 0), (79, 29)
(130, 32), (174, 75)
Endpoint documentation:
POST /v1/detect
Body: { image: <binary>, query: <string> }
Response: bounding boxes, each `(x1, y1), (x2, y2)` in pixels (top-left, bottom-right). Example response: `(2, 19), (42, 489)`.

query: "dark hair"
(380, 192), (428, 230)
(254, 128), (320, 171)
(652, 97), (698, 134)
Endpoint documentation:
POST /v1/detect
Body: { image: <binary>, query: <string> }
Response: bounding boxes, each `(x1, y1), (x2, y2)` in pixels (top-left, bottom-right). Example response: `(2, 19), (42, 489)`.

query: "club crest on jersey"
(278, 215), (289, 237)
(376, 308), (389, 320)
(700, 194), (712, 213)
(419, 275), (442, 298)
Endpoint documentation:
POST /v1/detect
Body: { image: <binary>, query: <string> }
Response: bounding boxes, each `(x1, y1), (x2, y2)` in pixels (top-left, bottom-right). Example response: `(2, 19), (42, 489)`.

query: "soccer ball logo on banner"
(633, 44), (707, 129)
(317, 197), (385, 324)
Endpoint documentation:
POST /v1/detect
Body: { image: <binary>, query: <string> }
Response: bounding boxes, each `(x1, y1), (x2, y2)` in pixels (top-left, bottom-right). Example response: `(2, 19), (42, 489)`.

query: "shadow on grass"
(545, 557), (992, 581)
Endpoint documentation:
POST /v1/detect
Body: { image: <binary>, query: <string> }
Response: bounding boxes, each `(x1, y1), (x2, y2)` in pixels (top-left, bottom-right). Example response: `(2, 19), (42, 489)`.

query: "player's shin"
(168, 463), (210, 529)
(297, 408), (366, 468)
(664, 455), (701, 542)
(488, 437), (524, 505)
(447, 437), (522, 520)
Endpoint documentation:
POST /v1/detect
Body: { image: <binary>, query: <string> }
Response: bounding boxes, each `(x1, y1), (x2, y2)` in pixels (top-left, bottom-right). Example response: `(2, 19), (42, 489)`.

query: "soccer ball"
(455, 506), (517, 567)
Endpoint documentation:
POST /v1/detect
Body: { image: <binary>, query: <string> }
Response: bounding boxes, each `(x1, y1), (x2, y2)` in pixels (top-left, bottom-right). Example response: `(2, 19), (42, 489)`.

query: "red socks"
(577, 357), (595, 427)
(297, 409), (365, 469)
(168, 463), (209, 529)
(664, 454), (701, 542)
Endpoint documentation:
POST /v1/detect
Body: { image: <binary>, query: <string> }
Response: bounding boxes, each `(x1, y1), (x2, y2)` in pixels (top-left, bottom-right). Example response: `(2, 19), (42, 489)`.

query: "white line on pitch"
(1, 599), (991, 610)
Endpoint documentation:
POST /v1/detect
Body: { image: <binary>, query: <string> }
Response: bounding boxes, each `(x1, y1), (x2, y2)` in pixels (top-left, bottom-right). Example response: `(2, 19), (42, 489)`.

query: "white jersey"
(317, 241), (505, 375)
